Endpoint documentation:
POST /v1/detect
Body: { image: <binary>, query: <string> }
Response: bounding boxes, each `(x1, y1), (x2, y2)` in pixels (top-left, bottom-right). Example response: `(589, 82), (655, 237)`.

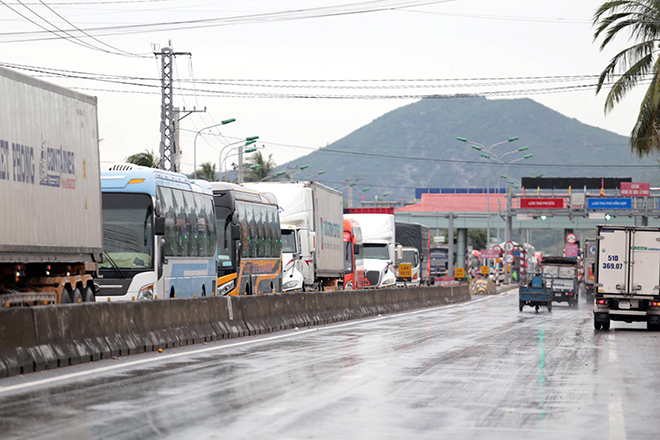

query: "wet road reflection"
(1, 290), (659, 439)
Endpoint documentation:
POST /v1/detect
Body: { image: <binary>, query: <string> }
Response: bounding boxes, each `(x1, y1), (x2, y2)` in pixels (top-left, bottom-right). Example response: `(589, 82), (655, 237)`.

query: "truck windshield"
(401, 250), (418, 265)
(100, 193), (153, 269)
(543, 265), (574, 278)
(363, 243), (390, 260)
(282, 229), (296, 253)
(430, 249), (448, 266)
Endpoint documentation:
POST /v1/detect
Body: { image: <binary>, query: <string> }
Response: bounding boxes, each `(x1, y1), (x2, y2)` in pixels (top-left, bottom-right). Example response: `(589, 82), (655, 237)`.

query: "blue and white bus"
(96, 163), (217, 301)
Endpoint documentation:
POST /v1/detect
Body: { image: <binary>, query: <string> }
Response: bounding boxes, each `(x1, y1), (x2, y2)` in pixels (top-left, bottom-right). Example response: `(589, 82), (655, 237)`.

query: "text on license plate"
(619, 300), (630, 310)
(555, 292), (563, 296)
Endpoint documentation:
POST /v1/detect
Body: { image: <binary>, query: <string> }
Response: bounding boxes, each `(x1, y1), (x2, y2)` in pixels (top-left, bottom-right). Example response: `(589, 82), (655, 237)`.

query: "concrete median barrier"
(0, 285), (471, 377)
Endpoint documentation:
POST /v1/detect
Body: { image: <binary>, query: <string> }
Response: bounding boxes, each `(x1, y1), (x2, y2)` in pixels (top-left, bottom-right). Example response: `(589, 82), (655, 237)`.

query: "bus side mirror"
(154, 217), (165, 236)
(231, 224), (241, 241)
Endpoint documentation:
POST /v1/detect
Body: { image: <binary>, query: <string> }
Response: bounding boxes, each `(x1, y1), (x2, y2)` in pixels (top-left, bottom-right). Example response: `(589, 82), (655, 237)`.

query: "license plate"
(619, 300), (630, 310)
(555, 292), (562, 296)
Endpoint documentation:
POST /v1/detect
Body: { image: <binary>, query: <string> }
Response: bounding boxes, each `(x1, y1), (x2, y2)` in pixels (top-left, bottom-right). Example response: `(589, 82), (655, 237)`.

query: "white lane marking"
(0, 293), (500, 395)
(607, 330), (627, 440)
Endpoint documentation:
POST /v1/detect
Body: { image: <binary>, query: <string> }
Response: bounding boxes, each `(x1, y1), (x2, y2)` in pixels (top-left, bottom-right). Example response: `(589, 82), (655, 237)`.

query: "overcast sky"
(1, 0), (645, 176)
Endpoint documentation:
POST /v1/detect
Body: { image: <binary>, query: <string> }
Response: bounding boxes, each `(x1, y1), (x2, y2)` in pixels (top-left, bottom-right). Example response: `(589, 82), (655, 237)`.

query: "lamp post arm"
(194, 121), (235, 179)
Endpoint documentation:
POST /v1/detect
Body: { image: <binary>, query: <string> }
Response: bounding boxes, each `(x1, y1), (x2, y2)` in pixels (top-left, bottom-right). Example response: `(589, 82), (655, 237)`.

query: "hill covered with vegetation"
(281, 96), (659, 205)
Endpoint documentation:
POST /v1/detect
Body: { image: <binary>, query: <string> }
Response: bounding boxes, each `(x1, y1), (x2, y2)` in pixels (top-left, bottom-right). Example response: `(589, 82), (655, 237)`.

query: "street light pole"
(457, 136), (518, 246)
(193, 118), (235, 179)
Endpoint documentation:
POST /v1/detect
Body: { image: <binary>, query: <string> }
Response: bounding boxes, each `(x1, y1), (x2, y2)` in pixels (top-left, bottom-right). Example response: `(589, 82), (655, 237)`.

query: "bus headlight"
(218, 280), (236, 296)
(282, 279), (300, 290)
(137, 284), (155, 300)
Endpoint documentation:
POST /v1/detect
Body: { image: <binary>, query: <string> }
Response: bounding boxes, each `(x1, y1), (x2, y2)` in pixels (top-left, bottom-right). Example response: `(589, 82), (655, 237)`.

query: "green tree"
(594, 1), (660, 156)
(196, 162), (217, 181)
(125, 150), (159, 168)
(244, 151), (276, 182)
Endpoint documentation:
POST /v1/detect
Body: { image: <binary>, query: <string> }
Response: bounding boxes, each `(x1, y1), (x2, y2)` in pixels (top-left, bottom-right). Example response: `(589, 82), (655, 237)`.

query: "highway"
(1, 290), (658, 440)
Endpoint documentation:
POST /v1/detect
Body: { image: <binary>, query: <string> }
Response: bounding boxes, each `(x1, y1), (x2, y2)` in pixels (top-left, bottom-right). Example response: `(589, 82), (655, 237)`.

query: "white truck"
(242, 181), (344, 291)
(594, 225), (660, 331)
(280, 223), (305, 293)
(0, 65), (102, 305)
(344, 207), (397, 288)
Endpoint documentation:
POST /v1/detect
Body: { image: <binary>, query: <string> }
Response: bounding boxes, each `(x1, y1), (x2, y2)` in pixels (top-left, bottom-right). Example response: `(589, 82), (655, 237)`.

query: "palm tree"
(244, 151), (276, 182)
(125, 150), (159, 168)
(594, 1), (660, 156)
(196, 162), (217, 181)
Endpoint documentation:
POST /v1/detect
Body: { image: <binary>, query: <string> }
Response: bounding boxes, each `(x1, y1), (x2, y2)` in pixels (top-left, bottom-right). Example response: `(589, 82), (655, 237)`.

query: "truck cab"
(281, 224), (305, 293)
(396, 246), (421, 287)
(343, 218), (365, 290)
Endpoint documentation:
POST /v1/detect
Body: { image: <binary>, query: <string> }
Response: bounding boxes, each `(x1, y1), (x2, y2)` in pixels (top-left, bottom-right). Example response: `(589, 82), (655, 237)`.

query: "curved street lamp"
(193, 118), (235, 179)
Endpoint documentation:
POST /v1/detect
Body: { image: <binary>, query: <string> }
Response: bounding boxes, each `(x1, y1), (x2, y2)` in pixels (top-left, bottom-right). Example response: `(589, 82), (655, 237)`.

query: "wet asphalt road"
(1, 289), (659, 440)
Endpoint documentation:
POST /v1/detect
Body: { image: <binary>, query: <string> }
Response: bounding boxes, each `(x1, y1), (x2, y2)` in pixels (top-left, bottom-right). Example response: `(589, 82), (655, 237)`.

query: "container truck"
(594, 225), (660, 331)
(242, 181), (344, 290)
(582, 238), (597, 302)
(395, 221), (430, 286)
(344, 207), (397, 288)
(0, 65), (102, 305)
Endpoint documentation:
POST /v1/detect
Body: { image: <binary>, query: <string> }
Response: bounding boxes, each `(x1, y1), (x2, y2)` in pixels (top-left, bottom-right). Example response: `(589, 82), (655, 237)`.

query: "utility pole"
(154, 41), (191, 172)
(238, 147), (244, 184)
(173, 107), (181, 172)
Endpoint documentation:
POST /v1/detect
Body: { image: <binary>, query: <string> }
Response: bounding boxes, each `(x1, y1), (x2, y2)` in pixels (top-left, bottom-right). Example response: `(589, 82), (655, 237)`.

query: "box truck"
(594, 225), (660, 330)
(0, 65), (102, 305)
(243, 181), (344, 291)
(344, 207), (397, 288)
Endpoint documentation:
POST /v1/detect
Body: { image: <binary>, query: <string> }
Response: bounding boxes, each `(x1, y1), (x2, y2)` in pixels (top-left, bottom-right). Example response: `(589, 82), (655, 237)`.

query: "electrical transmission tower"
(154, 42), (190, 172)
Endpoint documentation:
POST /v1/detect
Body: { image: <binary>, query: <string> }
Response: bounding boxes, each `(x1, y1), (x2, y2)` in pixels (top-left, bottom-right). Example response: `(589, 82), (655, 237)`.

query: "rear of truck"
(310, 182), (345, 290)
(395, 221), (430, 286)
(542, 256), (579, 307)
(594, 226), (660, 330)
(0, 66), (102, 305)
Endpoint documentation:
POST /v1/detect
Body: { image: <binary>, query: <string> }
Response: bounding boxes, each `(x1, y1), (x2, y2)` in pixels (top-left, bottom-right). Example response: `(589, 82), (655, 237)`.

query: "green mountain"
(281, 96), (659, 204)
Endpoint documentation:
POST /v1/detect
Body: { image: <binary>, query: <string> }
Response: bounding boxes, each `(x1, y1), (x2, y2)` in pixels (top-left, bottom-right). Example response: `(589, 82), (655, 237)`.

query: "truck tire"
(519, 300), (523, 312)
(594, 319), (601, 330)
(602, 319), (610, 331)
(61, 286), (73, 304)
(71, 288), (83, 304)
(82, 286), (95, 302)
(548, 302), (552, 313)
(647, 322), (659, 331)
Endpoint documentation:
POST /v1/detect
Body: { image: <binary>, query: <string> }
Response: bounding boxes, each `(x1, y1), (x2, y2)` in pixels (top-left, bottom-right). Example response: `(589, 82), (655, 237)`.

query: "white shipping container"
(0, 66), (102, 263)
(597, 228), (629, 294)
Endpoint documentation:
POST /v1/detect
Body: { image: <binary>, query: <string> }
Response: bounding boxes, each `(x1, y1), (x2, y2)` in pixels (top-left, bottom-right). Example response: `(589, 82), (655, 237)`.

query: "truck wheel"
(71, 288), (83, 304)
(535, 305), (539, 313)
(594, 319), (601, 330)
(548, 302), (552, 313)
(60, 286), (73, 304)
(647, 322), (659, 331)
(519, 301), (523, 312)
(602, 320), (610, 331)
(82, 286), (95, 302)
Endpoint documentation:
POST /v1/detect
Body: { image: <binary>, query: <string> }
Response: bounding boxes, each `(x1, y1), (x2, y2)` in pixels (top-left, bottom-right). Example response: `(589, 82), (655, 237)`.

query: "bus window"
(158, 187), (177, 257)
(183, 190), (197, 257)
(206, 196), (217, 258)
(172, 189), (186, 256)
(193, 193), (206, 257)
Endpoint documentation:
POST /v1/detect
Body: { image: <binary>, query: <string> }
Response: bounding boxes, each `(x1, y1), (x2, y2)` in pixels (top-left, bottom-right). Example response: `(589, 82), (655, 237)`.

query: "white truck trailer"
(594, 225), (660, 330)
(344, 207), (397, 288)
(243, 181), (344, 291)
(0, 65), (102, 305)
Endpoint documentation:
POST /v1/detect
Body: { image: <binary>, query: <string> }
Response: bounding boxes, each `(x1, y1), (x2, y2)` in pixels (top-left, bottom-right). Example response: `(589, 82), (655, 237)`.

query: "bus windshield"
(363, 243), (390, 260)
(101, 193), (153, 269)
(282, 229), (297, 253)
(216, 206), (233, 269)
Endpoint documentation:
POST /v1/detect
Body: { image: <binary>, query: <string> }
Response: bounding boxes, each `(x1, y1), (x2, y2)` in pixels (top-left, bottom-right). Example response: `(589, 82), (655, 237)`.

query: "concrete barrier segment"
(0, 308), (37, 377)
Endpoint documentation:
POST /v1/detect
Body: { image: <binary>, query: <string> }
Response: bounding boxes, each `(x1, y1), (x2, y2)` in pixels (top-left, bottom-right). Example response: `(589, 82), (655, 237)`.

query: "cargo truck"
(243, 181), (344, 290)
(594, 225), (660, 331)
(0, 65), (102, 305)
(395, 221), (430, 286)
(344, 207), (397, 288)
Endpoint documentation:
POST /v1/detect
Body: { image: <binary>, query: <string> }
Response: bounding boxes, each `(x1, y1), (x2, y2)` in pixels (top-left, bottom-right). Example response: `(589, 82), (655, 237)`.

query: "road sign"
(493, 245), (502, 253)
(565, 244), (578, 257)
(480, 266), (489, 276)
(454, 267), (465, 278)
(588, 245), (596, 255)
(620, 182), (650, 197)
(565, 233), (577, 244)
(505, 254), (515, 264)
(504, 241), (515, 252)
(520, 198), (564, 209)
(587, 198), (632, 209)
(481, 249), (500, 259)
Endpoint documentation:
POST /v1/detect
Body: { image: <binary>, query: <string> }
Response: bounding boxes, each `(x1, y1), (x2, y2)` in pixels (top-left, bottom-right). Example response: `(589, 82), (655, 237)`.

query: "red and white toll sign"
(565, 233), (577, 245)
(505, 253), (515, 264)
(504, 241), (515, 252)
(493, 245), (502, 253)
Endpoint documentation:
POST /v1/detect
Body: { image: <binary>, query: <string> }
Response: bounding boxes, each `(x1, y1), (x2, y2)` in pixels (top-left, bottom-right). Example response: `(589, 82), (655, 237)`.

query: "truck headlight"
(382, 278), (394, 286)
(137, 283), (154, 300)
(345, 281), (353, 290)
(218, 280), (236, 296)
(282, 279), (300, 290)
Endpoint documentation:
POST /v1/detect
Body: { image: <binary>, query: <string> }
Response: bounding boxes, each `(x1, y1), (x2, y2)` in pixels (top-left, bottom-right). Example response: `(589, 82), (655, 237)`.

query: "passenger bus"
(343, 218), (365, 290)
(210, 182), (282, 295)
(96, 164), (217, 301)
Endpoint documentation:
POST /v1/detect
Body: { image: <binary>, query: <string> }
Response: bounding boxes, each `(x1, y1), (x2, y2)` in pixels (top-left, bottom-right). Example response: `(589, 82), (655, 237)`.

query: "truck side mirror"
(396, 244), (403, 261)
(154, 216), (165, 236)
(231, 224), (241, 241)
